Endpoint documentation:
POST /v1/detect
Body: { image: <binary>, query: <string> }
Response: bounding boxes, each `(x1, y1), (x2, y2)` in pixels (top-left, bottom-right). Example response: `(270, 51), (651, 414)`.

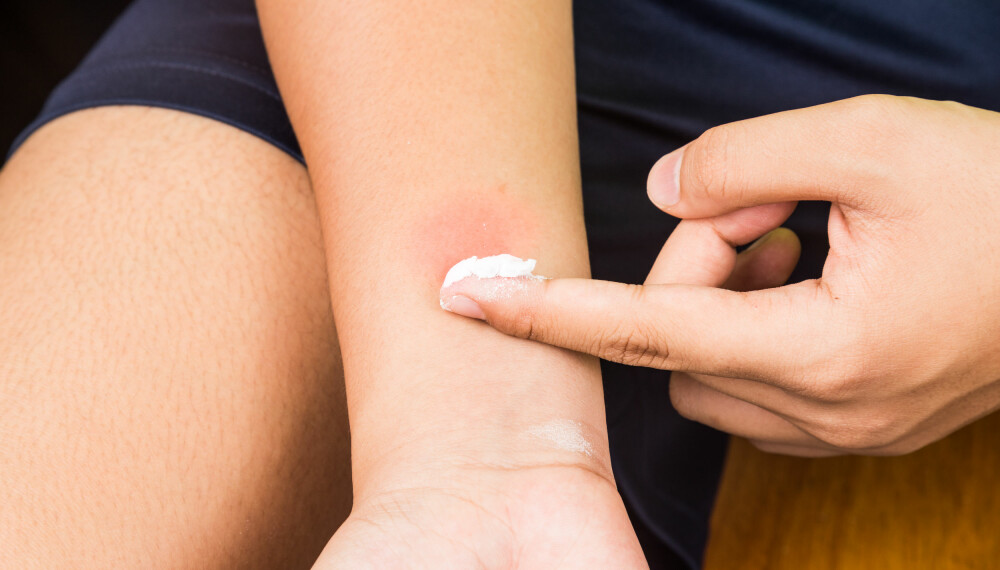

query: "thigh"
(0, 106), (350, 568)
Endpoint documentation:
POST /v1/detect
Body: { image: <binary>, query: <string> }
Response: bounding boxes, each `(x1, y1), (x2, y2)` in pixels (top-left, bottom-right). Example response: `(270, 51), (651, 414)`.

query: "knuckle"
(810, 423), (869, 451)
(841, 94), (905, 131)
(795, 333), (873, 404)
(506, 304), (540, 342)
(620, 328), (659, 367)
(788, 368), (855, 405)
(502, 279), (560, 344)
(816, 365), (867, 403)
(593, 285), (667, 368)
(808, 407), (907, 451)
(668, 376), (698, 420)
(597, 324), (659, 368)
(687, 125), (739, 201)
(835, 94), (916, 178)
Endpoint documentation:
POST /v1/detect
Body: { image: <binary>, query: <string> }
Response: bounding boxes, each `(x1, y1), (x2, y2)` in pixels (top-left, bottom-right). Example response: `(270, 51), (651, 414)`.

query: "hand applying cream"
(439, 254), (545, 318)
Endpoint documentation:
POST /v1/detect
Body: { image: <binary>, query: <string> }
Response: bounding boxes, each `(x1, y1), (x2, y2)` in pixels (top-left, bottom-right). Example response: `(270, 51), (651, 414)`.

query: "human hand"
(440, 95), (1000, 457)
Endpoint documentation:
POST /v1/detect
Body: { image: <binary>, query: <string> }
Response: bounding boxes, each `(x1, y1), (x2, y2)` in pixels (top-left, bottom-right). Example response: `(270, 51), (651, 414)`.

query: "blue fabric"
(9, 0), (297, 160)
(576, 2), (1000, 568)
(574, 2), (1000, 568)
(9, 1), (1000, 567)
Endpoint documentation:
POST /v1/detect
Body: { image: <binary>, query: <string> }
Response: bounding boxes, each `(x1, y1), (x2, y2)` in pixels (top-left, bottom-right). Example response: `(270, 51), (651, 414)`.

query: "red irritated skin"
(408, 190), (544, 291)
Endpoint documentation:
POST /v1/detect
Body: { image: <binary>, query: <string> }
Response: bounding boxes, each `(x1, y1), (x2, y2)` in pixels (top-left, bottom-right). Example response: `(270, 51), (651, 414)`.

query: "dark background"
(1, 0), (131, 155)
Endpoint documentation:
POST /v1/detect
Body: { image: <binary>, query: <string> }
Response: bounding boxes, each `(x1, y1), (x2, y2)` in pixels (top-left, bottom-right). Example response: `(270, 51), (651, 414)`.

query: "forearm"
(257, 1), (610, 494)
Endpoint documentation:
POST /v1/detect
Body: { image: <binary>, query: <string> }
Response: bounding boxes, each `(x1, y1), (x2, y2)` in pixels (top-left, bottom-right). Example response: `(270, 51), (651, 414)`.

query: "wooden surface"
(704, 413), (1000, 569)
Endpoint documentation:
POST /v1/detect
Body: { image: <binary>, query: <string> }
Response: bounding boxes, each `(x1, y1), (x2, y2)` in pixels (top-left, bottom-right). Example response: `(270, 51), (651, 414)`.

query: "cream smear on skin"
(524, 419), (594, 457)
(442, 254), (543, 287)
(440, 254), (545, 310)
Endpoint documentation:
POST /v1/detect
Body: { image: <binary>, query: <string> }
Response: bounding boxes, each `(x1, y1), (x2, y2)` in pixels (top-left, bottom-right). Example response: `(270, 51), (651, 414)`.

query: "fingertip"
(647, 147), (685, 211)
(668, 372), (699, 417)
(746, 227), (800, 253)
(439, 275), (543, 326)
(770, 226), (800, 242)
(763, 228), (803, 264)
(726, 228), (802, 291)
(773, 227), (802, 254)
(440, 294), (486, 320)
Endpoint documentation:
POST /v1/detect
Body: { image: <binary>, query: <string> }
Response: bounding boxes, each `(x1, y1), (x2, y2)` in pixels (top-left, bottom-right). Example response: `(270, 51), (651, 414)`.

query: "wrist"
(344, 329), (613, 501)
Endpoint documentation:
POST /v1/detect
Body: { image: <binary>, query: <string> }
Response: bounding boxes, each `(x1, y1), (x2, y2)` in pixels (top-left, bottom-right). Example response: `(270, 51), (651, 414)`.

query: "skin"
(11, 6), (976, 569)
(444, 94), (1000, 459)
(256, 0), (646, 567)
(257, 0), (798, 566)
(0, 103), (795, 567)
(410, 193), (542, 287)
(0, 107), (351, 568)
(3, 3), (660, 566)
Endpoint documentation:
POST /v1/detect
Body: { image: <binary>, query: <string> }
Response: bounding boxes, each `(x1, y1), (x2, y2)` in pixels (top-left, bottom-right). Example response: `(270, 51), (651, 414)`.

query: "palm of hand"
(313, 465), (648, 569)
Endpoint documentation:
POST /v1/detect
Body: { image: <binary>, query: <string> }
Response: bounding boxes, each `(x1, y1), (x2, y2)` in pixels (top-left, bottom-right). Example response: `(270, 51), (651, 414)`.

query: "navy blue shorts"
(11, 1), (1000, 567)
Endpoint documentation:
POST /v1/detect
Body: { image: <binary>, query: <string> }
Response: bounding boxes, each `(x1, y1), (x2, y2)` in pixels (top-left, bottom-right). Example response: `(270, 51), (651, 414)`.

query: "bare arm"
(257, 2), (607, 483)
(256, 1), (648, 565)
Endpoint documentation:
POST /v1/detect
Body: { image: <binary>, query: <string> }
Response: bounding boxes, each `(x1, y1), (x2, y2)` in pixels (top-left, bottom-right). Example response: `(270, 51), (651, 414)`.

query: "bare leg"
(0, 107), (351, 569)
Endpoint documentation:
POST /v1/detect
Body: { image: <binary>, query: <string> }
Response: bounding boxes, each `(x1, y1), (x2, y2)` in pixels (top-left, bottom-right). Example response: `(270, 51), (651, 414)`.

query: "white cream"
(442, 254), (542, 288)
(524, 419), (594, 457)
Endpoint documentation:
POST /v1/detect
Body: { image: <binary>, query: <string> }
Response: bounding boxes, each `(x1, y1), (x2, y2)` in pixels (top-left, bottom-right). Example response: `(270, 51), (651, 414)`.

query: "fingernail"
(647, 147), (684, 209)
(441, 295), (486, 320)
(746, 227), (794, 253)
(745, 230), (777, 252)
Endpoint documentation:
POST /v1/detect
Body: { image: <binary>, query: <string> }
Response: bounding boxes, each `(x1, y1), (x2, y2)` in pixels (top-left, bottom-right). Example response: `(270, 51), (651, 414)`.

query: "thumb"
(440, 268), (830, 384)
(647, 96), (900, 218)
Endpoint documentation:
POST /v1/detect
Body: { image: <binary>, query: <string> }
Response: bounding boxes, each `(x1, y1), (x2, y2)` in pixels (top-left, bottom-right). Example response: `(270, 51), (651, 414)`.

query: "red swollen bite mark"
(408, 193), (539, 287)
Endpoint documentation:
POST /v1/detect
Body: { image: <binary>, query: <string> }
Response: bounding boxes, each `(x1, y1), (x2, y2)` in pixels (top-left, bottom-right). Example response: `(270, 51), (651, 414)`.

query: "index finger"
(441, 274), (834, 384)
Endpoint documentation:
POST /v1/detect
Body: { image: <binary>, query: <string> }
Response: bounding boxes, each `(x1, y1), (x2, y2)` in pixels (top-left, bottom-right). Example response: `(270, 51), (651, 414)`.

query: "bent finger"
(646, 203), (797, 286)
(722, 227), (801, 292)
(670, 373), (821, 446)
